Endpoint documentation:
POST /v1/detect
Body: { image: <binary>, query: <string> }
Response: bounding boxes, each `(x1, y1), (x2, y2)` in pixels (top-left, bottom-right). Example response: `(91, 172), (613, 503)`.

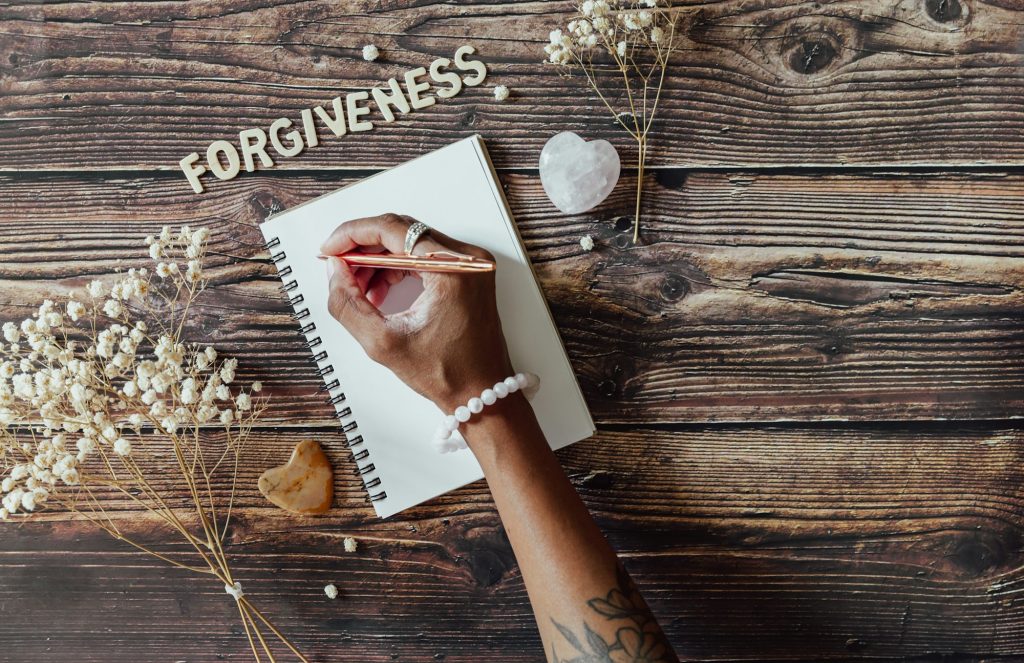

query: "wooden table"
(2, 1), (1023, 661)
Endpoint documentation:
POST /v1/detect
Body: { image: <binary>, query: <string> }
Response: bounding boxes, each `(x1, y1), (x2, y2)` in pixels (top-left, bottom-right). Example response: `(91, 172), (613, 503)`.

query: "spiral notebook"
(259, 135), (594, 518)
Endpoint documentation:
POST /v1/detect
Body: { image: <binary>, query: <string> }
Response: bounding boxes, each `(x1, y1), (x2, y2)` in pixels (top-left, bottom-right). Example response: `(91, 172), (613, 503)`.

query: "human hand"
(321, 214), (514, 412)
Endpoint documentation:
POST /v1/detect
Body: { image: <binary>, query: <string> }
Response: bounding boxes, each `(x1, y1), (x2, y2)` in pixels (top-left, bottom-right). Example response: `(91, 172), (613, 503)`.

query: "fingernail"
(325, 256), (338, 280)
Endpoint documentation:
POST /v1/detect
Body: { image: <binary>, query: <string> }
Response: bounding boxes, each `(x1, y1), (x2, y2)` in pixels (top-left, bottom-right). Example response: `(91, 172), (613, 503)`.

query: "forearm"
(462, 393), (678, 663)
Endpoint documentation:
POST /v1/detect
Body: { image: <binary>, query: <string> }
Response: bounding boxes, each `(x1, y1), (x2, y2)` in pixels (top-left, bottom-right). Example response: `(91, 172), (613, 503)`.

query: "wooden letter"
(238, 128), (275, 172)
(346, 91), (374, 132)
(313, 96), (347, 137)
(206, 140), (241, 181)
(180, 152), (207, 194)
(429, 57), (462, 100)
(269, 118), (304, 158)
(403, 67), (435, 110)
(454, 45), (487, 86)
(371, 78), (411, 122)
(300, 108), (319, 148)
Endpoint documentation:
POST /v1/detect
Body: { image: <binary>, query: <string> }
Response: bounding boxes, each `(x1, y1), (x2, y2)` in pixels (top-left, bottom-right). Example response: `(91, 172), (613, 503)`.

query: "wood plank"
(2, 0), (1023, 174)
(1, 170), (1021, 423)
(5, 423), (1024, 661)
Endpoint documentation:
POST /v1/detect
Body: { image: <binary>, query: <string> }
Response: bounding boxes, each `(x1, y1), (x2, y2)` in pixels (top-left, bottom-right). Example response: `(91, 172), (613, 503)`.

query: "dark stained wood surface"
(1, 0), (1023, 173)
(1, 170), (1021, 424)
(2, 0), (1024, 661)
(6, 424), (1024, 662)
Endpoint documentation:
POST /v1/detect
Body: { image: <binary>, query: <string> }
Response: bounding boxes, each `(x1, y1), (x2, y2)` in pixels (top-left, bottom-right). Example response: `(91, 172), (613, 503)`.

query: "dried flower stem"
(0, 226), (301, 661)
(545, 0), (677, 242)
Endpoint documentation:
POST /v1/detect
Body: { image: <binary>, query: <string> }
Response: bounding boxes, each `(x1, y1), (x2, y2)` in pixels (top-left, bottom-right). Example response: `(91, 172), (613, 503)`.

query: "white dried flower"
(235, 393), (251, 411)
(251, 381), (263, 392)
(161, 416), (178, 434)
(86, 280), (106, 299)
(103, 299), (122, 318)
(324, 584), (339, 599)
(66, 300), (86, 321)
(362, 44), (379, 61)
(580, 235), (595, 251)
(76, 437), (96, 455)
(2, 322), (19, 343)
(343, 537), (358, 553)
(20, 490), (36, 512)
(219, 408), (234, 425)
(493, 85), (510, 102)
(113, 438), (131, 456)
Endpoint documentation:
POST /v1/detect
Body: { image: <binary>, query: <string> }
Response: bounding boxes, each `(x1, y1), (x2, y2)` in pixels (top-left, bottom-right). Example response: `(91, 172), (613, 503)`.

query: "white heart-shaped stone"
(539, 131), (621, 214)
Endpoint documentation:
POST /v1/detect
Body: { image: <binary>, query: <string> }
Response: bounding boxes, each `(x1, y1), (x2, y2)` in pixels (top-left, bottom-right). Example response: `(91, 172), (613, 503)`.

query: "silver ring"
(404, 221), (430, 255)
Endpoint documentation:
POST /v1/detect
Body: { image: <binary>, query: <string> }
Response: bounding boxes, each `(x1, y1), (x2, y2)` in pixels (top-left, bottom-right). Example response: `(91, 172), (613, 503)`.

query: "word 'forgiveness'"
(179, 45), (487, 193)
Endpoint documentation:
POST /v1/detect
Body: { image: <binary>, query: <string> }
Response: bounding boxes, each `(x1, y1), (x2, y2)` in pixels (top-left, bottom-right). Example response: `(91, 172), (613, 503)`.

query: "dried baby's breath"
(0, 226), (306, 662)
(544, 0), (677, 242)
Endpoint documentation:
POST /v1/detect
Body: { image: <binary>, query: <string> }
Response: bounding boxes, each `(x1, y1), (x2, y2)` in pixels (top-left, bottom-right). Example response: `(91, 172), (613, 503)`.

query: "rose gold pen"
(316, 251), (496, 273)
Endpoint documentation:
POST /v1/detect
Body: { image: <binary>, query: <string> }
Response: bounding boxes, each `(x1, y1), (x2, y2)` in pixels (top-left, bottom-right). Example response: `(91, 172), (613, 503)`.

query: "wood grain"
(5, 423), (1024, 661)
(2, 0), (1023, 174)
(1, 169), (1020, 424)
(3, 0), (1023, 660)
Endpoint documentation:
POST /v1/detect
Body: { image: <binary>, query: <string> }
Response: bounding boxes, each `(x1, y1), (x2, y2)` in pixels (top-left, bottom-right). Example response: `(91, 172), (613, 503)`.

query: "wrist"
(431, 371), (542, 454)
(430, 368), (515, 415)
(458, 389), (539, 449)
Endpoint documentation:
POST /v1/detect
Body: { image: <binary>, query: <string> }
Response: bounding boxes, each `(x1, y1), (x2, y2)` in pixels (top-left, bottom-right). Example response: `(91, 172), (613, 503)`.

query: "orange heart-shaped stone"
(258, 440), (333, 515)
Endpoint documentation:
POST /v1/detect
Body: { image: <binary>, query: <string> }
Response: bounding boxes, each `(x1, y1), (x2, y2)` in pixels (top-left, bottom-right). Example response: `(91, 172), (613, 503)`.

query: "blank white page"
(260, 135), (594, 518)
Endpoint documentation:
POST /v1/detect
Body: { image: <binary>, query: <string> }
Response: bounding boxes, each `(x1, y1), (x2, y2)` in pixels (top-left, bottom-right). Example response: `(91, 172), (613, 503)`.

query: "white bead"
(493, 382), (509, 398)
(515, 373), (529, 389)
(468, 397), (484, 414)
(436, 427), (452, 440)
(504, 376), (520, 393)
(443, 415), (459, 432)
(481, 389), (497, 406)
(455, 406), (472, 422)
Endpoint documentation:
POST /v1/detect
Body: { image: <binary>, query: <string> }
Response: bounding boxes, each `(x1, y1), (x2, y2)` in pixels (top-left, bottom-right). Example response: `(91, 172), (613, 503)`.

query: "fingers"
(365, 270), (394, 307)
(320, 213), (491, 260)
(320, 213), (413, 256)
(418, 227), (496, 261)
(325, 257), (390, 349)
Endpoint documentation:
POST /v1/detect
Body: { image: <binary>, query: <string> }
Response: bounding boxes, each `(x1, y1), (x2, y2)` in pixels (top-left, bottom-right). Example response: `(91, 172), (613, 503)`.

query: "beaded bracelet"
(432, 372), (540, 453)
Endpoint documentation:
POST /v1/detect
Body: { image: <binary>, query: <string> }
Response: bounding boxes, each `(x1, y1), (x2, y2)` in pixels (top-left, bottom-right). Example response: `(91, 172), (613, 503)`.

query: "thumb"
(325, 257), (389, 350)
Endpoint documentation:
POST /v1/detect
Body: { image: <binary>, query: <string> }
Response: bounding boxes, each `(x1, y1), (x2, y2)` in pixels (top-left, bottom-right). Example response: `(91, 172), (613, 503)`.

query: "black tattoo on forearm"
(549, 565), (678, 663)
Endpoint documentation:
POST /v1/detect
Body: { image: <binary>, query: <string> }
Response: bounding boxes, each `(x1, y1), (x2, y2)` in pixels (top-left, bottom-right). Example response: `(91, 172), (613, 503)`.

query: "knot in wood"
(788, 37), (838, 75)
(926, 0), (964, 22)
(660, 274), (689, 302)
(613, 215), (634, 233)
(598, 378), (619, 398)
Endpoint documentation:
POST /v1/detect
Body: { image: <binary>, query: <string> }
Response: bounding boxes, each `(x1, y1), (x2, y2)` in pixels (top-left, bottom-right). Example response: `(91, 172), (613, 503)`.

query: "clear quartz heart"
(539, 131), (621, 214)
